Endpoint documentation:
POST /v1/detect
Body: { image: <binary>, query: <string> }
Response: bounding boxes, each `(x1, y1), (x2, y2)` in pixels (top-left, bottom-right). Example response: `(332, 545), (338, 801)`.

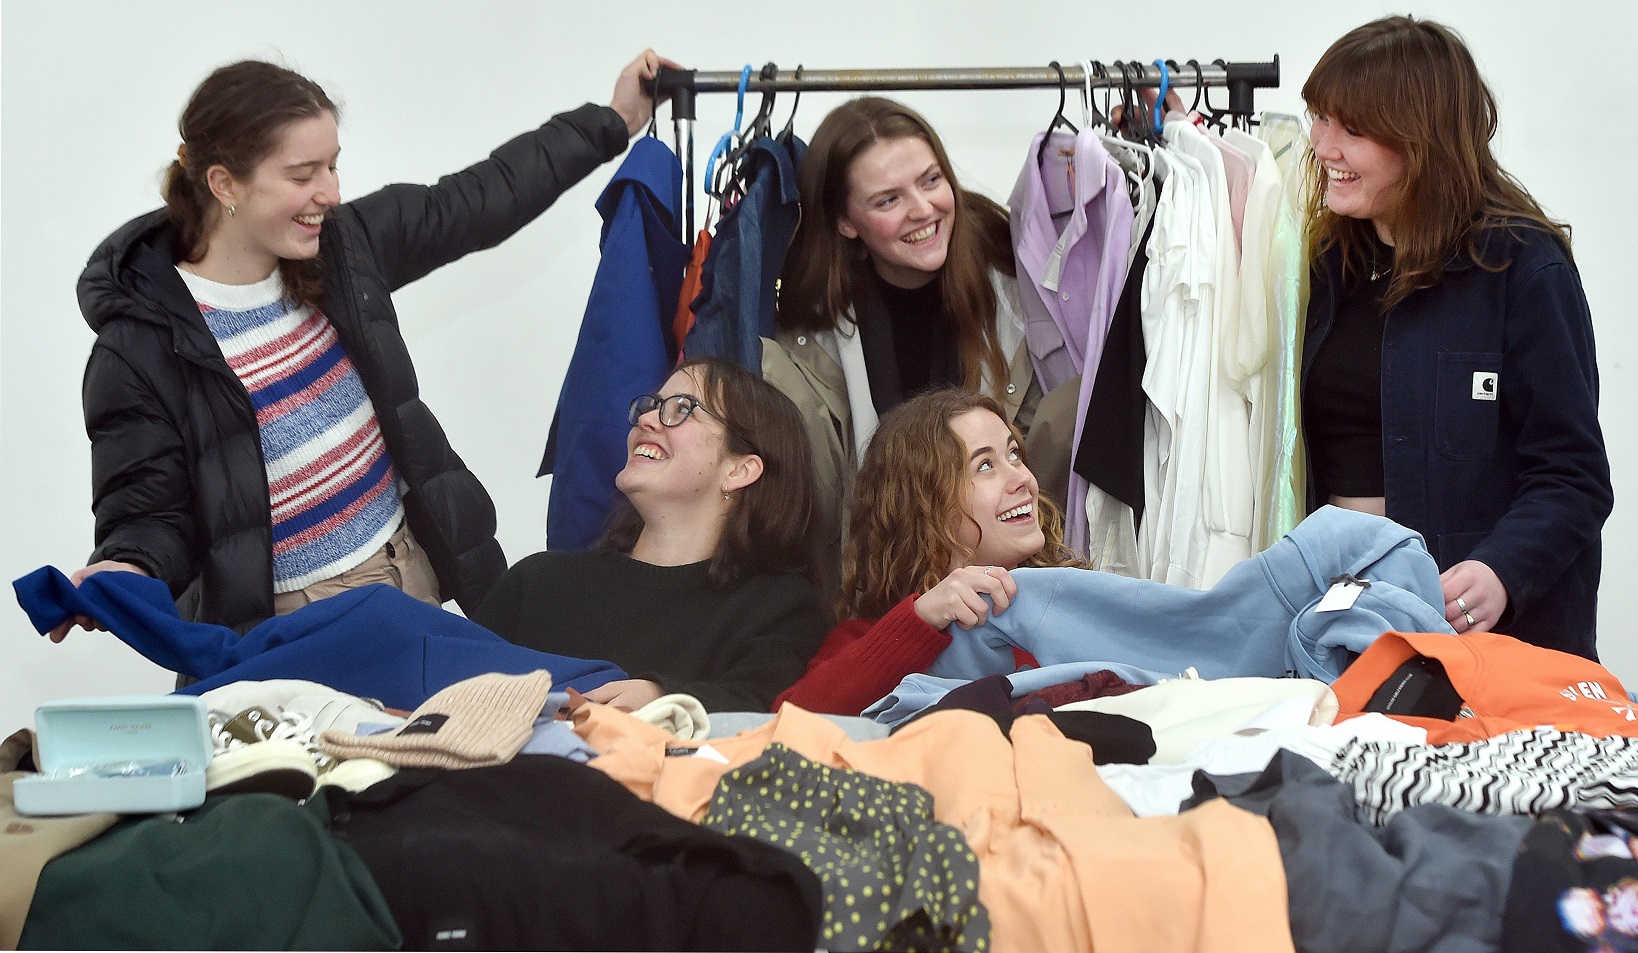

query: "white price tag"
(1315, 578), (1366, 613)
(692, 744), (730, 764)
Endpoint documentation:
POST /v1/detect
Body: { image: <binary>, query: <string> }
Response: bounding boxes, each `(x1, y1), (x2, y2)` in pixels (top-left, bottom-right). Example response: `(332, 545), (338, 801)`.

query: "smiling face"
(209, 111), (341, 278)
(615, 367), (740, 510)
(1309, 113), (1407, 238)
(835, 135), (956, 289)
(948, 408), (1044, 572)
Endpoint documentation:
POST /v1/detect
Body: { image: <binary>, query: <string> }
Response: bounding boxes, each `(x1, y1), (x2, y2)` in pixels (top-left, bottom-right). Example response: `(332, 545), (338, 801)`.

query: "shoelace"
(208, 706), (336, 771)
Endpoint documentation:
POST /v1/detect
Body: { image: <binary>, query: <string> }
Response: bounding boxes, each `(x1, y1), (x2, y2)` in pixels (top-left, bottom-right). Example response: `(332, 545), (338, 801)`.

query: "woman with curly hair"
(774, 388), (1082, 715)
(765, 97), (1076, 607)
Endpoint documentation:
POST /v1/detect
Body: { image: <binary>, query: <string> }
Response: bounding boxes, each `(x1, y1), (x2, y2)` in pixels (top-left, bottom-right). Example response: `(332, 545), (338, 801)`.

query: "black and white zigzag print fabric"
(1330, 728), (1638, 825)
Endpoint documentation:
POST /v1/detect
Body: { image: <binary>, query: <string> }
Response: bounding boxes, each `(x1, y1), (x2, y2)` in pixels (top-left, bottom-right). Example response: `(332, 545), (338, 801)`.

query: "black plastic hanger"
(777, 65), (804, 147)
(1184, 60), (1206, 116)
(645, 69), (661, 138)
(1197, 59), (1232, 133)
(1036, 61), (1080, 169)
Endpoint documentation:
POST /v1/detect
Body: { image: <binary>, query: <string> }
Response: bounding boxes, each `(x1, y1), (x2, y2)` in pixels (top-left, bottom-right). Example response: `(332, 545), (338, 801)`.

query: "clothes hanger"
(1035, 61), (1080, 170)
(1152, 59), (1171, 132)
(1196, 59), (1232, 133)
(776, 65), (804, 148)
(1111, 61), (1143, 143)
(1083, 58), (1148, 205)
(1079, 58), (1111, 131)
(721, 63), (780, 204)
(1184, 60), (1206, 116)
(699, 64), (752, 229)
(742, 63), (779, 145)
(646, 69), (661, 139)
(703, 65), (753, 200)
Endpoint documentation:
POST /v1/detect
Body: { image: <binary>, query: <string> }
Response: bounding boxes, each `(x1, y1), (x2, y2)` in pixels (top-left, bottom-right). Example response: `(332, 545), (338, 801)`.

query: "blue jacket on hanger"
(540, 137), (688, 550)
(927, 506), (1453, 686)
(16, 567), (626, 711)
(684, 135), (804, 372)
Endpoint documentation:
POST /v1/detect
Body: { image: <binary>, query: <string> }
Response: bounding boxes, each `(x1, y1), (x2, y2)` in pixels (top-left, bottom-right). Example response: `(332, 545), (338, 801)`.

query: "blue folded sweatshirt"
(15, 569), (625, 710)
(927, 506), (1455, 686)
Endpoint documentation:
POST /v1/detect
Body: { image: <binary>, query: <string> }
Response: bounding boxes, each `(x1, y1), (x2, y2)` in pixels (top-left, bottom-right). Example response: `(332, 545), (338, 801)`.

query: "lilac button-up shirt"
(1009, 129), (1135, 394)
(1010, 129), (1135, 550)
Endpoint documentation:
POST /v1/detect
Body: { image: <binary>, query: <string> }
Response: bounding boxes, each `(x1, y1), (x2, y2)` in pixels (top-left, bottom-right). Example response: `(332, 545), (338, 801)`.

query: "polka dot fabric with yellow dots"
(701, 743), (989, 952)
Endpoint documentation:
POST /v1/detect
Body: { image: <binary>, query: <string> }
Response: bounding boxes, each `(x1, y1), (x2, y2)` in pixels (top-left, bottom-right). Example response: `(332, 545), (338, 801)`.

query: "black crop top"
(1305, 244), (1393, 497)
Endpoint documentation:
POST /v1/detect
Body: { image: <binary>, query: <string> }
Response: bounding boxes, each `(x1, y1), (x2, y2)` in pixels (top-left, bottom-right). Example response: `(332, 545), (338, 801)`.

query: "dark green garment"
(19, 791), (400, 951)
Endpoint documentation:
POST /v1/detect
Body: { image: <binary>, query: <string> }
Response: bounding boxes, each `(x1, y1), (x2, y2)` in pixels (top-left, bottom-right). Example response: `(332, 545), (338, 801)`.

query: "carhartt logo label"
(1471, 371), (1498, 401)
(397, 713), (449, 735)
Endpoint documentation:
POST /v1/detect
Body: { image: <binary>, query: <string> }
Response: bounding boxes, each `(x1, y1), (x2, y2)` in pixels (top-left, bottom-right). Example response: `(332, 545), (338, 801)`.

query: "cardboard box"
(12, 695), (210, 816)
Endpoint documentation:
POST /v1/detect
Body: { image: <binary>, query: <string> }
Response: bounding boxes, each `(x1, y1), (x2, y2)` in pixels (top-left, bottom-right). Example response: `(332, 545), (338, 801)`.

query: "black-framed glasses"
(628, 393), (713, 427)
(628, 392), (760, 454)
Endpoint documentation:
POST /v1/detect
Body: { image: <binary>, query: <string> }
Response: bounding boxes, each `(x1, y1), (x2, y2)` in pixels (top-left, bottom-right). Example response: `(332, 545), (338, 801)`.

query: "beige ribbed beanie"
(318, 671), (553, 769)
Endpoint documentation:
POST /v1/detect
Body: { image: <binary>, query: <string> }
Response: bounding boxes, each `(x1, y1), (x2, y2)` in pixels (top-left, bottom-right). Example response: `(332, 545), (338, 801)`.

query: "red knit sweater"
(773, 595), (1044, 715)
(772, 596), (949, 716)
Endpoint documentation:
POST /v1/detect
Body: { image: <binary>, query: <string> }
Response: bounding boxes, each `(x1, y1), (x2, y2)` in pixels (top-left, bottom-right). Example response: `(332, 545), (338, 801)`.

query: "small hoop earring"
(227, 205), (236, 217)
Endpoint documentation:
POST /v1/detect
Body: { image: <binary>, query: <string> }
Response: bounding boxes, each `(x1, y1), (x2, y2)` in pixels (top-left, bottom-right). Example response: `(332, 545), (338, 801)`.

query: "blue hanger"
(1152, 59), (1170, 130)
(704, 65), (753, 196)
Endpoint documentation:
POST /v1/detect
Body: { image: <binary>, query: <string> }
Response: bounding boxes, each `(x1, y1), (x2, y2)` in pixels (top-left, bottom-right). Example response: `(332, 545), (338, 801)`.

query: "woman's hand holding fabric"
(580, 678), (665, 712)
(46, 560), (149, 643)
(913, 565), (1018, 631)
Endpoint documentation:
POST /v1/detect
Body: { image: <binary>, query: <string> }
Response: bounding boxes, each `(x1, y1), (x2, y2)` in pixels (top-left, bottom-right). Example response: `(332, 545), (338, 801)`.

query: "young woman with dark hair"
(775, 389), (1083, 716)
(475, 358), (828, 713)
(765, 97), (1076, 604)
(54, 52), (671, 642)
(1301, 16), (1611, 658)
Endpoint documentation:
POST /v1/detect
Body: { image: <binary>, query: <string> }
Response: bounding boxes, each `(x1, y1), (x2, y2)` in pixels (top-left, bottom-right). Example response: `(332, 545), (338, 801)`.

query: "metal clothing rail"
(654, 58), (1281, 238)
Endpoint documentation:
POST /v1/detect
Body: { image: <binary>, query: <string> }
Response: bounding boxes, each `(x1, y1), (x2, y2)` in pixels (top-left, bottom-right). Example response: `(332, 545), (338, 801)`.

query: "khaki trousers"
(272, 521), (441, 616)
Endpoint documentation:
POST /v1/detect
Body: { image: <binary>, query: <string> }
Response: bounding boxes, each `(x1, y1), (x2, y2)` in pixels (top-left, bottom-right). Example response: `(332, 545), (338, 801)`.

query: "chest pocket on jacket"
(1435, 351), (1503, 461)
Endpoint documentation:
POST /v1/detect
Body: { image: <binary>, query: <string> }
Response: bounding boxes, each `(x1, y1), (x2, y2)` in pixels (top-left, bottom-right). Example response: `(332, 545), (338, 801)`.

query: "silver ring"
(1462, 611), (1476, 630)
(983, 566), (995, 577)
(1456, 596), (1469, 614)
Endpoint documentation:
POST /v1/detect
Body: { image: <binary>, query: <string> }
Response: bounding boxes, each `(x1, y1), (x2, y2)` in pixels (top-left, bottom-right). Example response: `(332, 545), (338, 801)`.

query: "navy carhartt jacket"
(1303, 223), (1611, 659)
(541, 137), (688, 550)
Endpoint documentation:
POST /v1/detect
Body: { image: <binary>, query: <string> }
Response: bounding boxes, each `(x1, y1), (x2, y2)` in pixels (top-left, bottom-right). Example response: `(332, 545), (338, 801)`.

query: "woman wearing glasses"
(474, 358), (827, 713)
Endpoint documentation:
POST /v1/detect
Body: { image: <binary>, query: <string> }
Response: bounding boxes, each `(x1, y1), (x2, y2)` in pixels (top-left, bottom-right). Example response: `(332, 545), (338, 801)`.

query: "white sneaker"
(315, 757), (397, 793)
(199, 680), (397, 735)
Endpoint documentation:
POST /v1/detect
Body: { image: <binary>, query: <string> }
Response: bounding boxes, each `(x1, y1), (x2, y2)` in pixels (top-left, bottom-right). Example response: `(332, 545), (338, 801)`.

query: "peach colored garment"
(577, 703), (1294, 953)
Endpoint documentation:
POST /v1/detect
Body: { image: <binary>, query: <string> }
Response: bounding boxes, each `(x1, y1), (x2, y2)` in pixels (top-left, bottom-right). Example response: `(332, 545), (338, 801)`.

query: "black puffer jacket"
(76, 103), (630, 631)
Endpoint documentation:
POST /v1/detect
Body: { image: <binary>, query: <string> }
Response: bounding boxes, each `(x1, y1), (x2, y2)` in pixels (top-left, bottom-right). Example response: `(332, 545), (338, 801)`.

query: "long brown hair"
(165, 60), (338, 309)
(778, 96), (1014, 392)
(599, 357), (818, 587)
(1302, 15), (1569, 307)
(840, 389), (1082, 620)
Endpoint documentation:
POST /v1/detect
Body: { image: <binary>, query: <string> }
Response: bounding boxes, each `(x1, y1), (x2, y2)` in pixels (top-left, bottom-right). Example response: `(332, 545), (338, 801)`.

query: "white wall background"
(3, 0), (1632, 733)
